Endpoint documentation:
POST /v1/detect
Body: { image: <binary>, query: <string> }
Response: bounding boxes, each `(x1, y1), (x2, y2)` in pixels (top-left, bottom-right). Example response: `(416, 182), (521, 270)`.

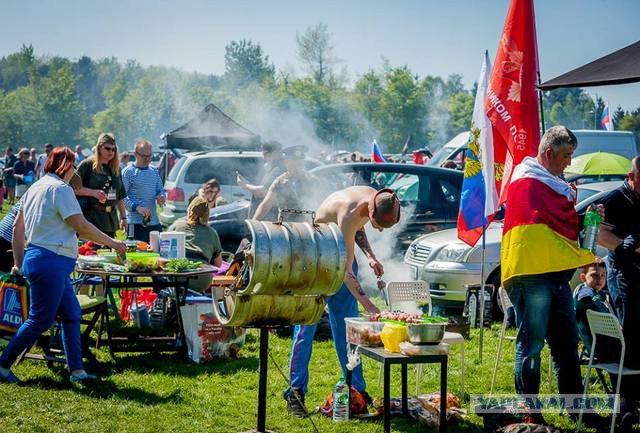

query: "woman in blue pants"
(0, 146), (126, 384)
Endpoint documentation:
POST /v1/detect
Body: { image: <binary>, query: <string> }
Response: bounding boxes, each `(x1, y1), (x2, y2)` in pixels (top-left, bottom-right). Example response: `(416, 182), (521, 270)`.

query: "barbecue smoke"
(356, 204), (415, 299)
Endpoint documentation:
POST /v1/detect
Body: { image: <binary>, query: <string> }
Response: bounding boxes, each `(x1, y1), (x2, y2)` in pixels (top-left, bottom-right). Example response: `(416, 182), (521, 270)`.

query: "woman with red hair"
(0, 147), (126, 385)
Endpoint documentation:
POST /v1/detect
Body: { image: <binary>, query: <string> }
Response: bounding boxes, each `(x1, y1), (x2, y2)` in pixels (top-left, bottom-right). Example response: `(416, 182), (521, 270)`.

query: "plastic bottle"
(332, 379), (349, 422)
(582, 209), (603, 253)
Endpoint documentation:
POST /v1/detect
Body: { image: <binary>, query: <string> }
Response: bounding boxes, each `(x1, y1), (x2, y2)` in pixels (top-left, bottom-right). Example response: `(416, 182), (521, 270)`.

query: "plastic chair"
(578, 310), (640, 433)
(490, 287), (553, 394)
(383, 280), (465, 396)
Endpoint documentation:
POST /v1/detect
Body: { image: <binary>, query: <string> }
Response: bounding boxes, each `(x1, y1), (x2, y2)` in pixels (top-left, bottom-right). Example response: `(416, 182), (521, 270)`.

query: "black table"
(76, 266), (215, 353)
(347, 346), (448, 433)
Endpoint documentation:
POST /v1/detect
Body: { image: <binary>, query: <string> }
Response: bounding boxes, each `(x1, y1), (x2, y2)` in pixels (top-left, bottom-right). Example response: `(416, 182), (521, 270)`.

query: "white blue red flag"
(371, 140), (386, 163)
(457, 51), (499, 246)
(601, 104), (614, 131)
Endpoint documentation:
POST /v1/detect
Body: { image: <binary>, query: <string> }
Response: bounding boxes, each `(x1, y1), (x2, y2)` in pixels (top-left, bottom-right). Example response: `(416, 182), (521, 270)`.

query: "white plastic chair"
(490, 286), (553, 394)
(383, 281), (465, 396)
(578, 310), (640, 433)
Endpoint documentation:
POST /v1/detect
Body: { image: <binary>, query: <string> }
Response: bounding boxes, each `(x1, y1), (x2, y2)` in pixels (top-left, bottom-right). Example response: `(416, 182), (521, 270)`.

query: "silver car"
(404, 181), (622, 311)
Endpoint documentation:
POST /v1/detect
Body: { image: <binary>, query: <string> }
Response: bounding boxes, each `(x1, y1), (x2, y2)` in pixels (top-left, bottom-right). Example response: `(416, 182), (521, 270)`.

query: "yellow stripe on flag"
(501, 223), (594, 284)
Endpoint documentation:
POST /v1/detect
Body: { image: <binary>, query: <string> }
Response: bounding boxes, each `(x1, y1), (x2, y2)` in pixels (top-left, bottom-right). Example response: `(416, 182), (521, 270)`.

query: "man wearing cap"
(237, 141), (286, 211)
(13, 148), (36, 199)
(283, 185), (401, 418)
(253, 145), (321, 222)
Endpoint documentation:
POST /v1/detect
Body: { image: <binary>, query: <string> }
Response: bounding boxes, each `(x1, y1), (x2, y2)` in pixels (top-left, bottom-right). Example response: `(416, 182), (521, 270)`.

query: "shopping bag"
(180, 301), (246, 363)
(0, 273), (29, 333)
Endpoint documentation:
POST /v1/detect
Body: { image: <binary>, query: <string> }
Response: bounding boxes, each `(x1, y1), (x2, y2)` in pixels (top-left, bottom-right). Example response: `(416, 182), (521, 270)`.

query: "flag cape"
(457, 51), (498, 246)
(484, 0), (541, 206)
(372, 140), (386, 163)
(501, 157), (594, 283)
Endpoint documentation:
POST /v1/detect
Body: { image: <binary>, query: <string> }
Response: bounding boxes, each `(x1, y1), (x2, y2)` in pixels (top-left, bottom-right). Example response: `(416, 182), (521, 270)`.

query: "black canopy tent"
(538, 40), (640, 90)
(161, 103), (261, 151)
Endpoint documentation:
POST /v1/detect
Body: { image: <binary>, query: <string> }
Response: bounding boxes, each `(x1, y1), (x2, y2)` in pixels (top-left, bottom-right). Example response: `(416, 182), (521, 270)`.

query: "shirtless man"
(284, 185), (400, 418)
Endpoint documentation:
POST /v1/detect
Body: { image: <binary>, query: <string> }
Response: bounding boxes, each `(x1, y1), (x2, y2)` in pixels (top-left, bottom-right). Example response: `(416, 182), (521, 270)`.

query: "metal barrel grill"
(213, 212), (346, 327)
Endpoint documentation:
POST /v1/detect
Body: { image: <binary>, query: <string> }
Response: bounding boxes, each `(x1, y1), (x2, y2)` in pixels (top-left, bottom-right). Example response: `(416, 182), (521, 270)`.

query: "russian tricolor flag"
(371, 140), (386, 163)
(457, 51), (499, 247)
(601, 104), (614, 131)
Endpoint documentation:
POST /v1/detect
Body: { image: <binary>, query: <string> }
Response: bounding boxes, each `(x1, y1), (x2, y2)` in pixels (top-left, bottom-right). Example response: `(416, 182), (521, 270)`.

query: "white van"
(428, 129), (638, 167)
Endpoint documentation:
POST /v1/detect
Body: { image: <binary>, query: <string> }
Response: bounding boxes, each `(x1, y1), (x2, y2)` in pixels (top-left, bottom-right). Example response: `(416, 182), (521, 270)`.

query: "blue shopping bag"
(0, 274), (28, 333)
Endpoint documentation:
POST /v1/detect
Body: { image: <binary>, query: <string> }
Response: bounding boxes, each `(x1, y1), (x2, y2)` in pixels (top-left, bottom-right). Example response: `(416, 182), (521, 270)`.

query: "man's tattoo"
(357, 285), (366, 297)
(355, 228), (374, 257)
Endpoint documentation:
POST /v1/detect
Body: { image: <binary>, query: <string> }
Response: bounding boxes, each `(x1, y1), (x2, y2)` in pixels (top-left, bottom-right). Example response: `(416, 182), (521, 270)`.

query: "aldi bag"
(0, 274), (28, 333)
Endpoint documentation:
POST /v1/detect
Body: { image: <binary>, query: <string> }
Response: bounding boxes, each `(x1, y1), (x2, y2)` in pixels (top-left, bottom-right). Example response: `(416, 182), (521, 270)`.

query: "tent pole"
(537, 71), (546, 134)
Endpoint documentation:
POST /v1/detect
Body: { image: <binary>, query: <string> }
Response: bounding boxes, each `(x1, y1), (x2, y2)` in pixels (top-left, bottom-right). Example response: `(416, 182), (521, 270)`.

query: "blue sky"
(1, 0), (639, 111)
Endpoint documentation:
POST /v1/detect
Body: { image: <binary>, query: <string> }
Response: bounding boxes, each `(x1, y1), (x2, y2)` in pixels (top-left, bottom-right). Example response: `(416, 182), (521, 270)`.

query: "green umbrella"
(565, 151), (631, 175)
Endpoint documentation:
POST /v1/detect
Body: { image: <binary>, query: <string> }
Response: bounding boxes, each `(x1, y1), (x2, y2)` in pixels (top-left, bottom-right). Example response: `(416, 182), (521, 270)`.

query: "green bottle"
(582, 209), (603, 253)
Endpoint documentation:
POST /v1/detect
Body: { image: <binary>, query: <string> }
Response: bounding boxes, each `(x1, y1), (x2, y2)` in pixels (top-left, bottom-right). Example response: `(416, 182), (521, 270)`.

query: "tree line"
(1, 24), (638, 154)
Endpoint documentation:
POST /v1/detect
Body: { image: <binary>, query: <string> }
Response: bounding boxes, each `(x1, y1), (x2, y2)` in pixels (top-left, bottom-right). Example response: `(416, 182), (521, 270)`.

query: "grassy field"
(0, 321), (602, 433)
(0, 204), (604, 433)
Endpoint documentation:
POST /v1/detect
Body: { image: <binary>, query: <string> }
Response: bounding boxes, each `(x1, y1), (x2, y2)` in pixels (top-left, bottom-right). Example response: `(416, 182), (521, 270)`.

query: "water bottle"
(582, 209), (603, 253)
(332, 380), (349, 421)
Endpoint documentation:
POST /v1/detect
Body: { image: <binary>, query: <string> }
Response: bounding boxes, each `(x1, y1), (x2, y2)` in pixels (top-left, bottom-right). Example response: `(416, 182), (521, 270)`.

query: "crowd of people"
(2, 124), (639, 430)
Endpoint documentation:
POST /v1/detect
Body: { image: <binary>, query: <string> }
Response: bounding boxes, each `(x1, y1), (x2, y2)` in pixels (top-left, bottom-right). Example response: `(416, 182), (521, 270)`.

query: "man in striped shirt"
(122, 139), (165, 242)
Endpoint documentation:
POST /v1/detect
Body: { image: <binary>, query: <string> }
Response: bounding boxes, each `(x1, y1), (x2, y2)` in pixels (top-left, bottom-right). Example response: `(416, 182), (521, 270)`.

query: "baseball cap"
(368, 188), (401, 228)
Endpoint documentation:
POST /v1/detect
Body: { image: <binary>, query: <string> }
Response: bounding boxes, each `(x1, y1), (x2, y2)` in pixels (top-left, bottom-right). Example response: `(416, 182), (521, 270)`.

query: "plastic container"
(380, 323), (409, 353)
(125, 252), (160, 272)
(149, 231), (160, 252)
(159, 232), (186, 259)
(332, 380), (349, 421)
(345, 317), (385, 347)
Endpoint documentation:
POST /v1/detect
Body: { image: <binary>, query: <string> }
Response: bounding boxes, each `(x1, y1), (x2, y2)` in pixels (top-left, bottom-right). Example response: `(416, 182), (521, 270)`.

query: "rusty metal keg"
(212, 211), (347, 327)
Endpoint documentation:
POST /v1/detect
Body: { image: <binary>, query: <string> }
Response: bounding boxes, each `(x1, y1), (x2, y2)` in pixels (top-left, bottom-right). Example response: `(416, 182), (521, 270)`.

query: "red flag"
(484, 0), (540, 205)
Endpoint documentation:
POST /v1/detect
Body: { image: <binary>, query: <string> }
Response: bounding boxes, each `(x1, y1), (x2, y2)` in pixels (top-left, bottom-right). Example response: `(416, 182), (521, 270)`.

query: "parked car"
(427, 130), (638, 170)
(404, 181), (623, 315)
(161, 151), (322, 228)
(207, 162), (464, 255)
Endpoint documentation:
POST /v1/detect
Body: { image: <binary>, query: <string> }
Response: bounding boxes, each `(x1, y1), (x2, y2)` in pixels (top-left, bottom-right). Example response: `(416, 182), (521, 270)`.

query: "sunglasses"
(135, 151), (152, 158)
(102, 146), (117, 152)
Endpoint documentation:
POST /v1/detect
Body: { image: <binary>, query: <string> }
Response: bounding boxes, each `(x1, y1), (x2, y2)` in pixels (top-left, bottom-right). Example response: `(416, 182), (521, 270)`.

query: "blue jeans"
(506, 275), (582, 396)
(0, 246), (83, 372)
(286, 261), (365, 396)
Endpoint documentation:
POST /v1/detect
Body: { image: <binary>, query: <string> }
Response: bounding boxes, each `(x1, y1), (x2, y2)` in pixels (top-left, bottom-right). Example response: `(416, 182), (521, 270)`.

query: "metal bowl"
(406, 323), (445, 344)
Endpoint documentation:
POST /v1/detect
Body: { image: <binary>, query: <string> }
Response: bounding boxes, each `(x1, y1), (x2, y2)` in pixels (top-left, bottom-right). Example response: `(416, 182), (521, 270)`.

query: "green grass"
(0, 322), (607, 433)
(0, 204), (605, 432)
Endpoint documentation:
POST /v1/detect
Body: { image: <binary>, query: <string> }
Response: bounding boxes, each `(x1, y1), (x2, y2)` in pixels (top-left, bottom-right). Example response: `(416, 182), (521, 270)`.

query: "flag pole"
(478, 225), (487, 361)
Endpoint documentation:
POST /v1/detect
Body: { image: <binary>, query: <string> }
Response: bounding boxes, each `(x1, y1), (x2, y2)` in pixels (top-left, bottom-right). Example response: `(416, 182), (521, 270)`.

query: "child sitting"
(574, 258), (613, 357)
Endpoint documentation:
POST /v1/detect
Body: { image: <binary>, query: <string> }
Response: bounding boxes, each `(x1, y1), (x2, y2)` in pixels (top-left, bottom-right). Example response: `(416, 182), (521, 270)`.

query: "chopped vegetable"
(163, 258), (202, 273)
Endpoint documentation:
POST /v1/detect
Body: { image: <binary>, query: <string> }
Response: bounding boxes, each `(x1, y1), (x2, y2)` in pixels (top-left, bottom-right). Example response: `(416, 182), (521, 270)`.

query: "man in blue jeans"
(501, 127), (605, 427)
(284, 186), (400, 418)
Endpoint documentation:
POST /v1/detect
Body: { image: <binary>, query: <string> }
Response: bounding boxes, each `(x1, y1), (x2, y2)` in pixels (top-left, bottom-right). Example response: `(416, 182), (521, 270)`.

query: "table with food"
(75, 240), (216, 353)
(345, 311), (452, 433)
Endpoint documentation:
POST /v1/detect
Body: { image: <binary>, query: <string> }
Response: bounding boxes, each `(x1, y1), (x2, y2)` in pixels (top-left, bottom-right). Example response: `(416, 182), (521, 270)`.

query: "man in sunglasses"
(121, 139), (165, 242)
